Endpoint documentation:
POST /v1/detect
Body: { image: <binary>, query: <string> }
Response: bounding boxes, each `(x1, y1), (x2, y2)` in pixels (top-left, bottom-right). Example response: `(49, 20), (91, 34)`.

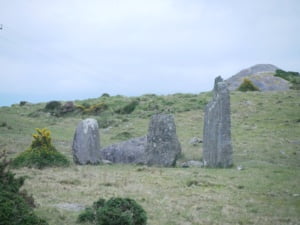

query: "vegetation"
(274, 69), (300, 90)
(12, 128), (69, 169)
(237, 78), (260, 92)
(0, 91), (299, 224)
(78, 197), (147, 225)
(0, 151), (48, 225)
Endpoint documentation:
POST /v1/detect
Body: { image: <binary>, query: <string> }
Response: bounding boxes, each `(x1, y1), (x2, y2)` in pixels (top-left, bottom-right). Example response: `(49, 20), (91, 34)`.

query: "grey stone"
(100, 136), (146, 164)
(203, 76), (233, 168)
(55, 203), (85, 212)
(72, 118), (102, 164)
(145, 114), (181, 167)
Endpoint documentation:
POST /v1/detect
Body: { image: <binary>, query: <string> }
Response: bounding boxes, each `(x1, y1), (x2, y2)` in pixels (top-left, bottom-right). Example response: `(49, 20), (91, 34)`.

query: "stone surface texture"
(72, 118), (102, 164)
(145, 114), (181, 166)
(203, 76), (233, 168)
(100, 136), (146, 164)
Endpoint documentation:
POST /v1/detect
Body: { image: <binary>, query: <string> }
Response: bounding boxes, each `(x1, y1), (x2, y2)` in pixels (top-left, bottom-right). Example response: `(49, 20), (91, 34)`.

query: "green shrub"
(101, 93), (110, 98)
(12, 128), (70, 169)
(96, 198), (147, 225)
(115, 100), (139, 114)
(274, 69), (300, 90)
(237, 78), (260, 92)
(44, 101), (62, 116)
(0, 151), (48, 225)
(77, 207), (95, 223)
(77, 197), (147, 225)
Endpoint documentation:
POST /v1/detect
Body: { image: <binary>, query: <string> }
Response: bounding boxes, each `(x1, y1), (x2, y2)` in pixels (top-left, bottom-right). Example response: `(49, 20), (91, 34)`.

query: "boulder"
(72, 118), (102, 164)
(100, 136), (146, 164)
(203, 76), (233, 168)
(145, 114), (181, 167)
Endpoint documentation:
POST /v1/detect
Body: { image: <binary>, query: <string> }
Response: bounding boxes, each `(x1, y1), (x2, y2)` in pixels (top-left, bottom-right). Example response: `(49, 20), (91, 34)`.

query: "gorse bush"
(12, 128), (70, 169)
(0, 151), (48, 225)
(237, 78), (260, 92)
(77, 197), (147, 225)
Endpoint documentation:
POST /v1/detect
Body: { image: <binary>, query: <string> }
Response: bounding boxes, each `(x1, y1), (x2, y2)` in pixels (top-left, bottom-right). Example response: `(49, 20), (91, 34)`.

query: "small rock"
(101, 159), (113, 165)
(237, 165), (244, 171)
(55, 203), (85, 211)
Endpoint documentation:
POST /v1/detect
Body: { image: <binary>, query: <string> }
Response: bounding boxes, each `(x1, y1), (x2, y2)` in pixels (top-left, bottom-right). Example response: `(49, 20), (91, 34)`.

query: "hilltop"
(226, 64), (291, 91)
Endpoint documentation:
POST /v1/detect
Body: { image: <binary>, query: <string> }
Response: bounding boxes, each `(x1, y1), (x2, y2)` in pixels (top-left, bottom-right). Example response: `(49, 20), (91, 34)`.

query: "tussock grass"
(1, 91), (300, 224)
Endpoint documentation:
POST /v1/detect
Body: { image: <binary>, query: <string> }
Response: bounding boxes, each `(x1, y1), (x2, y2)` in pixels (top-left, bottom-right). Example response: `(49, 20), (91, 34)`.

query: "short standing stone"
(145, 114), (181, 166)
(203, 76), (233, 168)
(72, 118), (102, 164)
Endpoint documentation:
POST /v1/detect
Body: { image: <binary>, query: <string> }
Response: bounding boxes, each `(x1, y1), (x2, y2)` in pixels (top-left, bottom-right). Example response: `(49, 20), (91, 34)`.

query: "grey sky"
(1, 0), (299, 106)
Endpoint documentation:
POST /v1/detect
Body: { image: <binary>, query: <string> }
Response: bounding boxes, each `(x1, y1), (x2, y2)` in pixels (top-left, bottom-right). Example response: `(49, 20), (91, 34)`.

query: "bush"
(101, 93), (110, 98)
(12, 128), (70, 169)
(237, 78), (260, 92)
(274, 69), (300, 90)
(77, 102), (109, 115)
(0, 151), (48, 225)
(44, 101), (62, 116)
(77, 197), (147, 225)
(115, 100), (139, 114)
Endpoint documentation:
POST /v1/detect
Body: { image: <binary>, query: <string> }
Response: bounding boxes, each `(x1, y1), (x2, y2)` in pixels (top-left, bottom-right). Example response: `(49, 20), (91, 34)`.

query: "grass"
(0, 91), (300, 224)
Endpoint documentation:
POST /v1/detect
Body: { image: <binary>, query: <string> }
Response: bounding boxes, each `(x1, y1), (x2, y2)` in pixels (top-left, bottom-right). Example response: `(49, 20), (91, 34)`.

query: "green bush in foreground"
(77, 197), (147, 225)
(12, 128), (69, 169)
(237, 78), (260, 92)
(0, 151), (48, 225)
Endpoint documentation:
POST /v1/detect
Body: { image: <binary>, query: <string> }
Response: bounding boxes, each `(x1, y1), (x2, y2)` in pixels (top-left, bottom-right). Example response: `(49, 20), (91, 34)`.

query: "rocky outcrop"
(203, 76), (233, 168)
(226, 64), (290, 91)
(72, 118), (102, 164)
(145, 114), (181, 167)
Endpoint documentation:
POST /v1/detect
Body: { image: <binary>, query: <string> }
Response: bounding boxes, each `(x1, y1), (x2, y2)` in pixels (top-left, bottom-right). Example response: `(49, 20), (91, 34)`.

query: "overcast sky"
(1, 0), (299, 106)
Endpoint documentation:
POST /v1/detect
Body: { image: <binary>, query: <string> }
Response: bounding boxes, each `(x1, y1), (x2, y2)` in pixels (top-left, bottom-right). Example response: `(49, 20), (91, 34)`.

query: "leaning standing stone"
(203, 76), (233, 168)
(145, 114), (181, 167)
(72, 118), (102, 164)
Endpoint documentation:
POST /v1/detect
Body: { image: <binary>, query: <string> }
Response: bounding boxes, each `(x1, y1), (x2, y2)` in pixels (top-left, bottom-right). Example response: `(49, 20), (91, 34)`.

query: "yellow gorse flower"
(31, 128), (52, 149)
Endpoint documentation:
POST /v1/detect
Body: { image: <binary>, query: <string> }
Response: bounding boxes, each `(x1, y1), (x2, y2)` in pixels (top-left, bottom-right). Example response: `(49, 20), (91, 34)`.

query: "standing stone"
(145, 114), (181, 167)
(203, 76), (233, 167)
(72, 118), (102, 164)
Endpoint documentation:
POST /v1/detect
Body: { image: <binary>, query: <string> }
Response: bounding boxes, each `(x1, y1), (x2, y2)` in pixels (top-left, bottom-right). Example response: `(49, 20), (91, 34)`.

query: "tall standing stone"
(203, 76), (233, 167)
(72, 118), (102, 164)
(145, 114), (181, 167)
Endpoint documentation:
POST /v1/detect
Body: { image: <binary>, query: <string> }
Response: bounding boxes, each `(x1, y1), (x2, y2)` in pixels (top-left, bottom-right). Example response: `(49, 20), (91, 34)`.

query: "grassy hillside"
(0, 91), (299, 225)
